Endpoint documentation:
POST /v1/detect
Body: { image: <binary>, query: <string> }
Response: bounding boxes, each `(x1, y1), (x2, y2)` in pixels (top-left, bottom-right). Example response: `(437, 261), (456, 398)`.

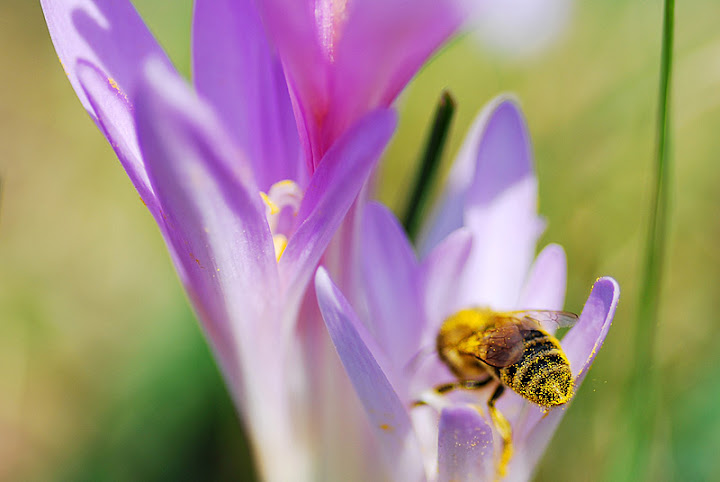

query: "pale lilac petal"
(460, 98), (544, 309)
(508, 277), (620, 480)
(192, 0), (301, 190)
(438, 406), (495, 482)
(517, 243), (568, 318)
(77, 61), (157, 214)
(420, 228), (473, 345)
(135, 59), (279, 405)
(41, 0), (171, 114)
(361, 202), (423, 371)
(564, 277), (620, 376)
(279, 109), (397, 316)
(315, 268), (426, 482)
(419, 97), (544, 291)
(42, 0), (174, 209)
(409, 229), (474, 395)
(418, 96), (507, 254)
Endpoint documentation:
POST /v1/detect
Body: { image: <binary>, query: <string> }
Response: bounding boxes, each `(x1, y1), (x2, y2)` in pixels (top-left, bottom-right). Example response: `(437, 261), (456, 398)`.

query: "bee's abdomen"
(500, 330), (574, 407)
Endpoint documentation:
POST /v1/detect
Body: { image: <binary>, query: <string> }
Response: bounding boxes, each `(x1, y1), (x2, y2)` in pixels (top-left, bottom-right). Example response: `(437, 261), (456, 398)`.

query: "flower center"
(260, 180), (303, 261)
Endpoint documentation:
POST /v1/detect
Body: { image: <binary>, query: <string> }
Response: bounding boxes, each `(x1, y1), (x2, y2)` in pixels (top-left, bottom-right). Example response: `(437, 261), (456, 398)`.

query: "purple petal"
(42, 0), (176, 211)
(460, 98), (545, 309)
(361, 202), (423, 372)
(420, 228), (474, 345)
(41, 0), (175, 207)
(418, 96), (508, 254)
(564, 277), (620, 376)
(41, 0), (172, 114)
(77, 61), (158, 215)
(256, 0), (463, 167)
(192, 0), (301, 190)
(408, 228), (475, 396)
(509, 277), (620, 480)
(279, 109), (397, 318)
(517, 243), (568, 321)
(322, 0), (463, 158)
(315, 268), (426, 482)
(135, 59), (279, 402)
(438, 406), (495, 482)
(253, 0), (325, 167)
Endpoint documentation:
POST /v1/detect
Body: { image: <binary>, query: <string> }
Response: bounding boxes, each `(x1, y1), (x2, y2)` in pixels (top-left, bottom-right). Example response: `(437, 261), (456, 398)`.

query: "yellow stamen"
(273, 234), (288, 262)
(260, 192), (280, 215)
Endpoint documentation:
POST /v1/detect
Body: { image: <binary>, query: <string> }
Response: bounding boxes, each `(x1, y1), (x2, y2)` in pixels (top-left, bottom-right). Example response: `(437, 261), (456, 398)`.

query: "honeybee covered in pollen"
(427, 308), (579, 477)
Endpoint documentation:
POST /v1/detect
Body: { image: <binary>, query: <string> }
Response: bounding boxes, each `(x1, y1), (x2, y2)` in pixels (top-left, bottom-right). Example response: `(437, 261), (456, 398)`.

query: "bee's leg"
(487, 385), (513, 478)
(438, 376), (493, 394)
(412, 376), (493, 407)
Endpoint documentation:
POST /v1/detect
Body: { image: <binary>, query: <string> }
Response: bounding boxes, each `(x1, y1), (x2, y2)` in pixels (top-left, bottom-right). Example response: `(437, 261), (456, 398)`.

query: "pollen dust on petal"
(107, 76), (132, 108)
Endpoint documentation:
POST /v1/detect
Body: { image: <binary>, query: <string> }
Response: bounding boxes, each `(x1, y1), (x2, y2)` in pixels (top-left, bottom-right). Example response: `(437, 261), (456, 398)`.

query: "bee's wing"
(467, 322), (526, 368)
(510, 310), (579, 329)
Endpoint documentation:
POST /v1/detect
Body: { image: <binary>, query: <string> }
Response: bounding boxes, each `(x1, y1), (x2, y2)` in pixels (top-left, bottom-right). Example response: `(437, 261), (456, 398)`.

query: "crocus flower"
(315, 97), (620, 480)
(39, 0), (417, 480)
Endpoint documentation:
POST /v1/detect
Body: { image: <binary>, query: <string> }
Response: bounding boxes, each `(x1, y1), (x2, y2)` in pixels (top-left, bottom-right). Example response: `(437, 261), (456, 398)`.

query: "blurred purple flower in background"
(40, 0), (476, 479)
(316, 98), (619, 480)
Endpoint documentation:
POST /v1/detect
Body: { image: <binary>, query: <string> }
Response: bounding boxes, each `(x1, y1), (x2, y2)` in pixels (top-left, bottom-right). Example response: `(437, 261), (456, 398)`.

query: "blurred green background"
(1, 0), (719, 480)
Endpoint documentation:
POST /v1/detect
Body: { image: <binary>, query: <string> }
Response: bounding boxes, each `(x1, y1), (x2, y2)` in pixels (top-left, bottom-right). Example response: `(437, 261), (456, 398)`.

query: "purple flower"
(40, 0), (478, 479)
(315, 97), (620, 480)
(252, 0), (470, 167)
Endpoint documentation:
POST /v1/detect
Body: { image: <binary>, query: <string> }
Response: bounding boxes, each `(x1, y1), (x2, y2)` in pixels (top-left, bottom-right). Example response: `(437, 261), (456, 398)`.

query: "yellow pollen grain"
(108, 77), (120, 92)
(379, 424), (393, 432)
(273, 234), (288, 262)
(107, 76), (131, 106)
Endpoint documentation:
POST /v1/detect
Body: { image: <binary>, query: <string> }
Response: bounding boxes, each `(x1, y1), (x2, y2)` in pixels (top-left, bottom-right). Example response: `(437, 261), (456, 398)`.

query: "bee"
(432, 308), (578, 476)
(436, 308), (578, 407)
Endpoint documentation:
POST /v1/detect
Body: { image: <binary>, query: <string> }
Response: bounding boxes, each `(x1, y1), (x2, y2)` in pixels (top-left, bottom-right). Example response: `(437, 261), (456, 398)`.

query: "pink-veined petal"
(254, 0), (324, 170)
(192, 0), (301, 190)
(256, 0), (465, 168)
(508, 277), (619, 481)
(315, 267), (426, 482)
(319, 0), (463, 162)
(279, 109), (397, 324)
(438, 406), (495, 482)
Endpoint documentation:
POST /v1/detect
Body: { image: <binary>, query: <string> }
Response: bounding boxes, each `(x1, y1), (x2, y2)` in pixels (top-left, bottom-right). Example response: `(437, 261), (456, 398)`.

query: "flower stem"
(403, 91), (456, 241)
(620, 0), (674, 479)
